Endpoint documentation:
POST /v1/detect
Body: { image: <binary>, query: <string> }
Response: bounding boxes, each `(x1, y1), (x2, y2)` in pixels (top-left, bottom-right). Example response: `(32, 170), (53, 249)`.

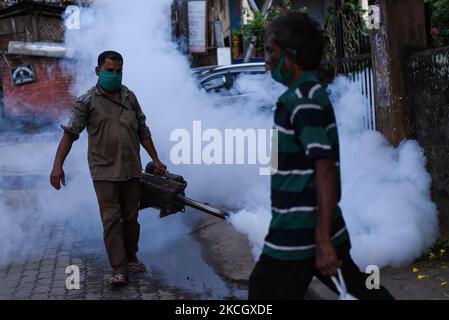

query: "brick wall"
(0, 54), (75, 118)
(407, 46), (449, 236)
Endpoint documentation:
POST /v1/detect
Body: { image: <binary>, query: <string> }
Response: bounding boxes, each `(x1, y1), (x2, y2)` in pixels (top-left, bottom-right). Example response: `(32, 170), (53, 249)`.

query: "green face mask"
(271, 50), (293, 86)
(98, 70), (122, 92)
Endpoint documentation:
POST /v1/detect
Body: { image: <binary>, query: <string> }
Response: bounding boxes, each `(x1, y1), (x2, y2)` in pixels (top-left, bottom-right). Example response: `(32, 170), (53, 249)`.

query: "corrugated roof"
(0, 0), (92, 18)
(0, 0), (92, 9)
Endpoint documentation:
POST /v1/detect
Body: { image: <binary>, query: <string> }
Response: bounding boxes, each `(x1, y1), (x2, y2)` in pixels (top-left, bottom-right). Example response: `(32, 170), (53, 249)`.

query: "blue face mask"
(98, 70), (122, 92)
(271, 50), (293, 86)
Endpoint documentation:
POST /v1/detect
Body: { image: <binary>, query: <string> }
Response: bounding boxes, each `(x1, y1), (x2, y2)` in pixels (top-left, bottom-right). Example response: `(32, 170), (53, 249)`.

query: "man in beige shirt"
(50, 51), (167, 286)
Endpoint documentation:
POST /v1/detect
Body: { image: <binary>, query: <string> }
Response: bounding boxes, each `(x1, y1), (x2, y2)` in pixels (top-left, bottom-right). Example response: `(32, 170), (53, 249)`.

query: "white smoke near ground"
(231, 76), (439, 269)
(0, 135), (99, 265)
(0, 0), (439, 273)
(0, 194), (25, 263)
(330, 79), (438, 268)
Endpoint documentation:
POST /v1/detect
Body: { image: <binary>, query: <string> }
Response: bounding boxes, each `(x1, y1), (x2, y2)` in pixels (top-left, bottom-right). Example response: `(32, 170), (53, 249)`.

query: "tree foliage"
(241, 0), (301, 56)
(428, 0), (449, 47)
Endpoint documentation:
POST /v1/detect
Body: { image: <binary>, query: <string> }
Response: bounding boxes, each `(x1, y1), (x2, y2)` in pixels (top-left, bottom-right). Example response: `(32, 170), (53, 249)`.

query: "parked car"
(191, 65), (217, 78)
(194, 62), (267, 95)
(192, 62), (278, 113)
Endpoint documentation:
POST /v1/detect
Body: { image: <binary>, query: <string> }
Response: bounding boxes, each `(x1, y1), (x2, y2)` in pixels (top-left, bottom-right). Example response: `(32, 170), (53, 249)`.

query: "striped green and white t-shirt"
(263, 71), (350, 260)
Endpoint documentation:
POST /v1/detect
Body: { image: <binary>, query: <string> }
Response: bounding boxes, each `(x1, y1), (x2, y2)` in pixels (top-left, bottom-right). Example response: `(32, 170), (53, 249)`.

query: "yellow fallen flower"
(441, 281), (448, 287)
(412, 267), (419, 273)
(417, 275), (428, 280)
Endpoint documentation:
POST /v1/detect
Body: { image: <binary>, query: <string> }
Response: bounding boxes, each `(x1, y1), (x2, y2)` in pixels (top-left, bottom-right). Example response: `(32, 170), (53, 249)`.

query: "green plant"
(428, 0), (449, 47)
(325, 0), (369, 34)
(267, 0), (294, 21)
(241, 0), (301, 56)
(241, 9), (267, 56)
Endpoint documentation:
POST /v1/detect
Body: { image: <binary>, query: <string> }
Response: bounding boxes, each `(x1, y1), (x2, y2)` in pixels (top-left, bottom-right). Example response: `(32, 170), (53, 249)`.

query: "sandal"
(128, 260), (147, 273)
(109, 273), (128, 287)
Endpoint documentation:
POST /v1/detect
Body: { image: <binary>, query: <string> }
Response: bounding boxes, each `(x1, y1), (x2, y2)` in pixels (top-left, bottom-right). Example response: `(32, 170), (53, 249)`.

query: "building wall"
(406, 46), (449, 236)
(0, 55), (74, 118)
(190, 0), (232, 67)
(0, 8), (65, 43)
(0, 6), (73, 120)
(0, 15), (29, 41)
(0, 0), (88, 9)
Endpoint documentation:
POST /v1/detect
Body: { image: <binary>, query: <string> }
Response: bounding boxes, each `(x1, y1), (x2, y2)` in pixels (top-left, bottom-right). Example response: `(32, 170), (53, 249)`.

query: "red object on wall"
(0, 55), (75, 118)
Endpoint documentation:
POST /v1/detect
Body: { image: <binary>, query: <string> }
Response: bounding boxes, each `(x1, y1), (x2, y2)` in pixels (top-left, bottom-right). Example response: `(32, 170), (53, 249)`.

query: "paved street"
(0, 189), (246, 300)
(0, 215), (202, 300)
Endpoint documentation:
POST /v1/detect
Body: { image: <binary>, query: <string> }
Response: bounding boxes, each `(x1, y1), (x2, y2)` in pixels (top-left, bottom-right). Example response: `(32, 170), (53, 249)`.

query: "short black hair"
(266, 12), (324, 70)
(97, 50), (123, 67)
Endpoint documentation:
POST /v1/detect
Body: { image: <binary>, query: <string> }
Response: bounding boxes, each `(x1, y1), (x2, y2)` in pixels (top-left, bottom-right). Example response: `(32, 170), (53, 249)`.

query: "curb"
(193, 214), (338, 300)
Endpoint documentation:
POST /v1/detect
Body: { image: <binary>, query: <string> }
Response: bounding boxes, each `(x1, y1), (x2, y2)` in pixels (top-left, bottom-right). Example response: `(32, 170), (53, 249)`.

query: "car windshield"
(200, 70), (268, 96)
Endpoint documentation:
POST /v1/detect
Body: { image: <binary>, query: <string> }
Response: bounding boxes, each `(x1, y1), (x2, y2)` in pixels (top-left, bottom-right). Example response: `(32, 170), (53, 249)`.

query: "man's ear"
(95, 66), (100, 76)
(284, 49), (296, 68)
(284, 50), (294, 69)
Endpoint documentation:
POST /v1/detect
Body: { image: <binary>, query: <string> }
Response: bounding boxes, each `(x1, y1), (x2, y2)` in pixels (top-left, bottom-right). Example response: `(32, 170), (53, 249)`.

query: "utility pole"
(371, 0), (427, 146)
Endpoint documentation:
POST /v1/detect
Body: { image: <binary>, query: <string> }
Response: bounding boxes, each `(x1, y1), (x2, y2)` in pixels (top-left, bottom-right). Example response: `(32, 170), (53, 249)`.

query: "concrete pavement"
(195, 215), (449, 300)
(0, 216), (198, 300)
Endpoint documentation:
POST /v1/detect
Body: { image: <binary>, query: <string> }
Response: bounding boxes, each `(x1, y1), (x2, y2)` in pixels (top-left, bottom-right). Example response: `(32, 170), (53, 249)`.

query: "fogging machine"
(139, 162), (228, 220)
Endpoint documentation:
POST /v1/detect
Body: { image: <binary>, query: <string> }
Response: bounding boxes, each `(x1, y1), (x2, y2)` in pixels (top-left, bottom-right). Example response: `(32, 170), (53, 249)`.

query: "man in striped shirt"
(248, 13), (394, 300)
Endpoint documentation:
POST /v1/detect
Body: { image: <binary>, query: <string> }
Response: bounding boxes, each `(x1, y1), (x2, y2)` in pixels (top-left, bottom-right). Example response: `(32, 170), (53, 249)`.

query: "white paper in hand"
(331, 269), (358, 300)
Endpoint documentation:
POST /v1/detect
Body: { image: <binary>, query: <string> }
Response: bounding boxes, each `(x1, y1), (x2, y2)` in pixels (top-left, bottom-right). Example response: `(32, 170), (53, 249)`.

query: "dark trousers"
(248, 242), (395, 300)
(93, 178), (141, 275)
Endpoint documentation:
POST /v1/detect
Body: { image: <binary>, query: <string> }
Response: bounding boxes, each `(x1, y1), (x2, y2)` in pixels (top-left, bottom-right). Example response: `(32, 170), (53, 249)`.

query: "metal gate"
(317, 2), (376, 130)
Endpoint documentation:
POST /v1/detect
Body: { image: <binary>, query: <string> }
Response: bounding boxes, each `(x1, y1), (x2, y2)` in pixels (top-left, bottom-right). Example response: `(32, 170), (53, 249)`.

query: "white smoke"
(231, 76), (439, 269)
(0, 0), (439, 273)
(0, 0), (275, 266)
(329, 77), (439, 268)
